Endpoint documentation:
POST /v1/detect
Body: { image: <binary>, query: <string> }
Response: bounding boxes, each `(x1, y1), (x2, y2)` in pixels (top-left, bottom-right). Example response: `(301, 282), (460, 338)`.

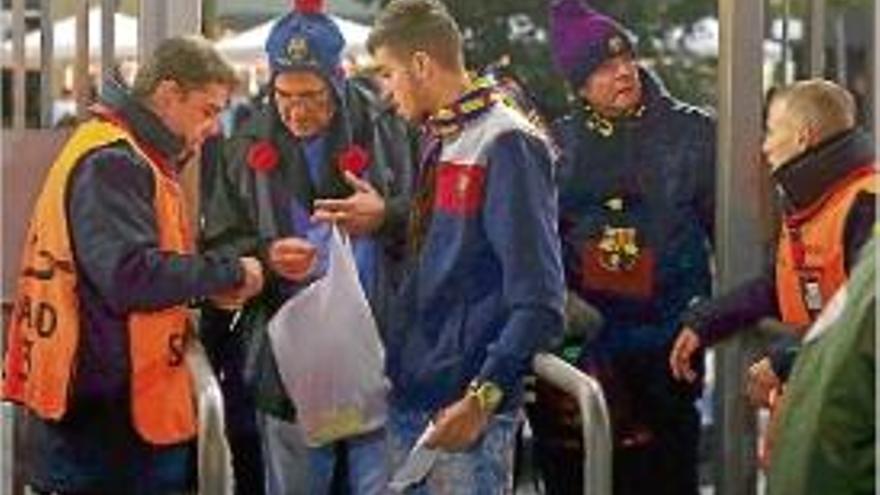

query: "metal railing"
(1, 301), (17, 495)
(531, 353), (612, 495)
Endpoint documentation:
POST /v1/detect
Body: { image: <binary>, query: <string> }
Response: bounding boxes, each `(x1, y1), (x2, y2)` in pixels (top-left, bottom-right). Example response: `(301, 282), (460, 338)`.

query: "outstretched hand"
(313, 172), (385, 237)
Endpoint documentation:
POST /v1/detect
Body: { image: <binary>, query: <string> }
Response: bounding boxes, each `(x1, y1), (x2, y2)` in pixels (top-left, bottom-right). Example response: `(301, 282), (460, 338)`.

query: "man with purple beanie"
(541, 1), (717, 494)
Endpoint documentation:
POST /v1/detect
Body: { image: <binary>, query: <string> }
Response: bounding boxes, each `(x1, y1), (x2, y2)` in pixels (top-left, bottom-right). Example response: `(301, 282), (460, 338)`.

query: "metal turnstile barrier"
(532, 353), (612, 495)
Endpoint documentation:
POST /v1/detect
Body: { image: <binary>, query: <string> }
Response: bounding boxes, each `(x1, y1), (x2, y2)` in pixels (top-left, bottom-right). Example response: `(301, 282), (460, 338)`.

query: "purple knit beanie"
(549, 0), (636, 88)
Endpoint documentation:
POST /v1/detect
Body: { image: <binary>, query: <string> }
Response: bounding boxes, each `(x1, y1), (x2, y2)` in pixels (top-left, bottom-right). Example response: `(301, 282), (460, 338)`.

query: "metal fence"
(531, 353), (612, 495)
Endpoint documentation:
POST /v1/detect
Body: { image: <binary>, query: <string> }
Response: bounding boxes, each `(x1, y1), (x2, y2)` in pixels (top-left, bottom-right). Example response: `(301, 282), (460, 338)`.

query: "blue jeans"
(309, 428), (389, 495)
(258, 413), (308, 495)
(387, 408), (519, 494)
(258, 413), (389, 495)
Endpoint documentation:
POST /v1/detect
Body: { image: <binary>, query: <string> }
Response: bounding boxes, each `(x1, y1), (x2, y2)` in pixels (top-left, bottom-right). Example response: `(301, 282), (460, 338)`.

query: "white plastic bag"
(268, 225), (387, 447)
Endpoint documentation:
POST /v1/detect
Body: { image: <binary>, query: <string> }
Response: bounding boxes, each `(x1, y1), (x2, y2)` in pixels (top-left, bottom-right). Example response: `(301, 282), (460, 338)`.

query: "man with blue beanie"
(200, 0), (414, 493)
(541, 1), (717, 494)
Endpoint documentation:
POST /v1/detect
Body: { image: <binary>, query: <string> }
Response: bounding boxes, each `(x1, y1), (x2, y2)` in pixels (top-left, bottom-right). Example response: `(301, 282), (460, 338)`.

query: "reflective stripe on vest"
(776, 166), (877, 330)
(1, 119), (197, 445)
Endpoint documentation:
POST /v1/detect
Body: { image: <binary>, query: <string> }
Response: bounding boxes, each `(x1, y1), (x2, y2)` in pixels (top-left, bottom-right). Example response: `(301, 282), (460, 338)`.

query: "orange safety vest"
(1, 118), (197, 445)
(775, 165), (877, 331)
(762, 165), (875, 471)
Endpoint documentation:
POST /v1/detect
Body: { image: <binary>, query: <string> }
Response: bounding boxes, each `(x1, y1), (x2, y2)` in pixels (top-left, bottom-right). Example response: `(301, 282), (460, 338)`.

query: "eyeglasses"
(274, 87), (331, 111)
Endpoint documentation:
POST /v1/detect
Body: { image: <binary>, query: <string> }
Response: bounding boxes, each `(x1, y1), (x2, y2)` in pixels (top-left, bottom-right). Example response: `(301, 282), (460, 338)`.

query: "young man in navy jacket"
(358, 0), (565, 491)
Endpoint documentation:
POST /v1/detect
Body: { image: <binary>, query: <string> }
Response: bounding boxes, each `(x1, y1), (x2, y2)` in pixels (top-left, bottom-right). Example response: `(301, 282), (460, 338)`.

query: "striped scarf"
(407, 80), (499, 256)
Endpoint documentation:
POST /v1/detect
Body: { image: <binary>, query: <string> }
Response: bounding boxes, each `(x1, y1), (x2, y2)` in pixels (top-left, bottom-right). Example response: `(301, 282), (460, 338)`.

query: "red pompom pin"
(294, 0), (325, 14)
(338, 144), (370, 177)
(247, 140), (280, 172)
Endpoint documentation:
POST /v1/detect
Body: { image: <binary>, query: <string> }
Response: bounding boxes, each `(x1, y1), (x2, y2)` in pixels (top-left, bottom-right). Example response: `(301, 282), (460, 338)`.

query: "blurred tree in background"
(374, 0), (721, 119)
(579, 0), (718, 111)
(367, 0), (872, 123)
(443, 0), (568, 118)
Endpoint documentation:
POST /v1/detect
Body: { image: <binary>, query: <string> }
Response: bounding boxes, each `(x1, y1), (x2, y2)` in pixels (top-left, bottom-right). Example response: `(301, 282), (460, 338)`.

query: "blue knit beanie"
(549, 0), (636, 88)
(265, 0), (344, 85)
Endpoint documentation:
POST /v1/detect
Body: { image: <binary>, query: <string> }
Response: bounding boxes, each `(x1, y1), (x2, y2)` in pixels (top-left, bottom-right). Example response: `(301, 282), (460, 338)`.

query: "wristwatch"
(467, 380), (504, 414)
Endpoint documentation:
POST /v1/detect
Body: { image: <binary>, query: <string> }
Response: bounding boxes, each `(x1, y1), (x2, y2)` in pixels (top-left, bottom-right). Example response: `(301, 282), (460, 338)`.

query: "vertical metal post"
(74, 0), (90, 119)
(139, 0), (168, 63)
(833, 12), (848, 84)
(807, 0), (826, 77)
(1, 327), (11, 493)
(12, 0), (26, 130)
(102, 0), (118, 90)
(139, 0), (202, 61)
(7, 0), (28, 487)
(202, 0), (219, 39)
(872, 0), (878, 136)
(7, 5), (25, 492)
(717, 0), (766, 494)
(0, 406), (10, 495)
(166, 1), (202, 40)
(781, 0), (791, 84)
(40, 0), (55, 128)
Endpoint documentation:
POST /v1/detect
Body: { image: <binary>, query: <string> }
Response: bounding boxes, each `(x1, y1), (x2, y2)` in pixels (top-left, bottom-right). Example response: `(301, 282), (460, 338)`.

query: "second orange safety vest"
(775, 165), (877, 330)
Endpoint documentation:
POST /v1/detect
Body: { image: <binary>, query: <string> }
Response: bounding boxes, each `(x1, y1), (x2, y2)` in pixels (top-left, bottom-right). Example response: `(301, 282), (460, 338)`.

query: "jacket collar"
(95, 77), (186, 172)
(772, 129), (875, 214)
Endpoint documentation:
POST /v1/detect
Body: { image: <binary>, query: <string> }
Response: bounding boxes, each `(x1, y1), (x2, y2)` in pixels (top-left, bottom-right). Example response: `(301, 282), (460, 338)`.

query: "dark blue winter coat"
(555, 69), (716, 355)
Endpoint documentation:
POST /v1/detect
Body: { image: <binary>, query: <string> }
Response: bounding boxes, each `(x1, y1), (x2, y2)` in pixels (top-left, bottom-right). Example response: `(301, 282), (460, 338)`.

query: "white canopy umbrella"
(216, 14), (371, 66)
(678, 16), (785, 63)
(1, 7), (138, 69)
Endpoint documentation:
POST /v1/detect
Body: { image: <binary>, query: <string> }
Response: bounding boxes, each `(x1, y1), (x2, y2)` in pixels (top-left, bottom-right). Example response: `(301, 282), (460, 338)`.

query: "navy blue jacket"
(387, 99), (565, 413)
(555, 69), (716, 355)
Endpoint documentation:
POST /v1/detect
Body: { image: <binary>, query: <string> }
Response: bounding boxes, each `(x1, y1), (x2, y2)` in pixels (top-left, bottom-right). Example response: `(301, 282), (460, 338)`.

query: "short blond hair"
(773, 79), (856, 141)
